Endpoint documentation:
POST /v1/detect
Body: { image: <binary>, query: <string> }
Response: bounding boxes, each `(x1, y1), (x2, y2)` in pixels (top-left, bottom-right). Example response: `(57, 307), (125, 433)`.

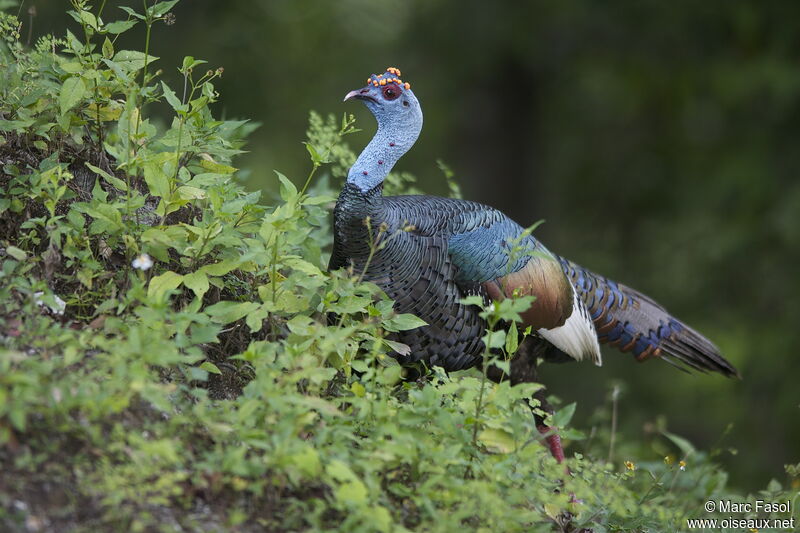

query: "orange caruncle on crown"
(366, 67), (411, 91)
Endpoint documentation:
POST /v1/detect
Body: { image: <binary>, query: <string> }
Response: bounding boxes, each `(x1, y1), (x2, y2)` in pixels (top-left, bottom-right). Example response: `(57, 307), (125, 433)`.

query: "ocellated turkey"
(329, 68), (738, 462)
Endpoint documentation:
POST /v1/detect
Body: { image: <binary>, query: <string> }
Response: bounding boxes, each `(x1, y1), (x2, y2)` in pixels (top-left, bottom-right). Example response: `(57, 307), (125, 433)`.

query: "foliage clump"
(1, 2), (797, 532)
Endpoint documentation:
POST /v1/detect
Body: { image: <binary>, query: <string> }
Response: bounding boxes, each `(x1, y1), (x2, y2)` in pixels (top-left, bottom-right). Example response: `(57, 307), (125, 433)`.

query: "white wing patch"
(537, 286), (602, 365)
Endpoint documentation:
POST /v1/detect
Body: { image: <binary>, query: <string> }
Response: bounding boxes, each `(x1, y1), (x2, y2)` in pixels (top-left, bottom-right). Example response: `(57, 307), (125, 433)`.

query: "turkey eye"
(382, 85), (400, 100)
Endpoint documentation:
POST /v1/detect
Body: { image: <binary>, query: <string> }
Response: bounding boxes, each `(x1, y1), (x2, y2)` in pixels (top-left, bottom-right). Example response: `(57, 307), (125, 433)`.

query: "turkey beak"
(343, 89), (361, 102)
(344, 87), (377, 104)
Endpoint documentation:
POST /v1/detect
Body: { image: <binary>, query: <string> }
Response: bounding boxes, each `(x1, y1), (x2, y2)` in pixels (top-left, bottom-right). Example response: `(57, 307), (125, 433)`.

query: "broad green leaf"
(552, 402), (577, 428)
(199, 361), (222, 375)
(350, 381), (366, 398)
(182, 271), (209, 299)
(482, 329), (506, 349)
(78, 10), (98, 30)
(662, 430), (696, 456)
(118, 6), (146, 20)
(102, 37), (114, 59)
(85, 162), (128, 191)
(205, 301), (260, 324)
(161, 81), (185, 113)
(283, 256), (323, 277)
(334, 479), (368, 505)
(105, 20), (138, 34)
(59, 76), (86, 116)
(177, 186), (206, 200)
(147, 271), (184, 300)
(460, 295), (485, 307)
(143, 153), (173, 199)
(199, 159), (236, 175)
(326, 460), (356, 482)
(200, 259), (240, 276)
(5, 246), (26, 261)
(505, 323), (519, 354)
(245, 306), (268, 332)
(479, 428), (516, 454)
(302, 194), (336, 206)
(383, 339), (411, 356)
(151, 0), (179, 17)
(275, 171), (297, 201)
(383, 313), (427, 332)
(304, 142), (324, 165)
(112, 50), (159, 71)
(182, 56), (207, 72)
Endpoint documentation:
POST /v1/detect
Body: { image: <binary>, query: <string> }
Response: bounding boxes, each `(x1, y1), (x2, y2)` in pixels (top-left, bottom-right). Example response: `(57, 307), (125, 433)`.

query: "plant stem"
(471, 328), (493, 447)
(133, 0), (151, 149)
(608, 384), (620, 463)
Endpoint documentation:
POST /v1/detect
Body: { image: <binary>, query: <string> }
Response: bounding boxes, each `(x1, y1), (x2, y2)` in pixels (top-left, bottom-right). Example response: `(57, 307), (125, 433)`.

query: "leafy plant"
(0, 2), (797, 532)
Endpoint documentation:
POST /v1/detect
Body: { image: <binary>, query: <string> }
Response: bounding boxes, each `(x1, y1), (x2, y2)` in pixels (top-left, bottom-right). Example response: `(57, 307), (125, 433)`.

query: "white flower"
(132, 253), (154, 271)
(33, 291), (66, 315)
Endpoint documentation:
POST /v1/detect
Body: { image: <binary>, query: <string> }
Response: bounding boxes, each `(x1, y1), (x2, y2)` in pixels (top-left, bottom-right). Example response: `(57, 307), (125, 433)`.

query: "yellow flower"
(664, 455), (674, 465)
(679, 460), (687, 471)
(624, 461), (636, 471)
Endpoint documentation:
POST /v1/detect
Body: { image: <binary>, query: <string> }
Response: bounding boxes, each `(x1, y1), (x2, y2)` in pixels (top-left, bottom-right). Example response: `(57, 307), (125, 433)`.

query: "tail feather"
(559, 258), (739, 378)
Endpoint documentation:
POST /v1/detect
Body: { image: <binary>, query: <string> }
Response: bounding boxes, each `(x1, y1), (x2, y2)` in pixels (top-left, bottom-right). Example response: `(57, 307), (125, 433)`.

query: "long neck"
(347, 121), (418, 192)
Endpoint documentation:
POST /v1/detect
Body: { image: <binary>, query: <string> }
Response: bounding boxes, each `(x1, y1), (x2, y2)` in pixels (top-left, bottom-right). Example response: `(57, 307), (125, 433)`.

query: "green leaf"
(304, 142), (324, 165)
(245, 306), (268, 332)
(5, 246), (26, 261)
(383, 313), (428, 332)
(505, 323), (519, 354)
(105, 20), (138, 34)
(151, 0), (179, 17)
(118, 6), (146, 20)
(460, 295), (486, 307)
(335, 479), (368, 505)
(383, 339), (411, 356)
(102, 37), (114, 59)
(552, 402), (577, 428)
(662, 430), (696, 456)
(479, 428), (516, 454)
(181, 56), (207, 72)
(182, 271), (209, 299)
(143, 154), (173, 199)
(199, 259), (240, 276)
(482, 329), (506, 350)
(147, 271), (184, 300)
(59, 76), (86, 116)
(112, 50), (159, 71)
(199, 361), (222, 375)
(161, 81), (185, 113)
(283, 256), (323, 277)
(85, 162), (127, 191)
(176, 186), (206, 200)
(302, 194), (336, 206)
(205, 301), (260, 324)
(275, 171), (297, 201)
(78, 10), (98, 30)
(350, 381), (366, 398)
(198, 159), (236, 175)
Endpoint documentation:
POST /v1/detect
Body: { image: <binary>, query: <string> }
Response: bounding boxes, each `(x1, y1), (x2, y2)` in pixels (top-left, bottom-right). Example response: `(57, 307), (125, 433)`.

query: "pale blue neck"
(347, 123), (417, 192)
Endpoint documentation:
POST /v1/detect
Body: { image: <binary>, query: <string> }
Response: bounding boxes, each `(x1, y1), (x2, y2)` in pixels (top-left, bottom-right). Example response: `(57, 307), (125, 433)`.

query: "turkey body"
(329, 182), (738, 377)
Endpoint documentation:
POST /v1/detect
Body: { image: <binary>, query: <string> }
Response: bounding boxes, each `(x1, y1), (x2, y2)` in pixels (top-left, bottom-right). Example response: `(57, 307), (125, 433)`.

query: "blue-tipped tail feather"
(560, 258), (739, 377)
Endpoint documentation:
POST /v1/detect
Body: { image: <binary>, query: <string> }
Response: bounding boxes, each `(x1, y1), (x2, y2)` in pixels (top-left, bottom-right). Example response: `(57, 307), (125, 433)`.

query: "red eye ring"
(382, 84), (401, 101)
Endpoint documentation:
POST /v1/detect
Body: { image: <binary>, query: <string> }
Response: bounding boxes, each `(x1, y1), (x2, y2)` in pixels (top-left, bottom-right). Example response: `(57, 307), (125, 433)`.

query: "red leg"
(538, 424), (566, 463)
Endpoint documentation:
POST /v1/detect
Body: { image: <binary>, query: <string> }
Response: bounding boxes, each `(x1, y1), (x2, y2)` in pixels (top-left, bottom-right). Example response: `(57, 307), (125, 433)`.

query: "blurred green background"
(27, 0), (800, 490)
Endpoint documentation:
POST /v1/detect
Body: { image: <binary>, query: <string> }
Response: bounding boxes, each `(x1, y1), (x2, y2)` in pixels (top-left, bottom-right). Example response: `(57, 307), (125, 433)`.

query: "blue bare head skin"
(344, 67), (423, 191)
